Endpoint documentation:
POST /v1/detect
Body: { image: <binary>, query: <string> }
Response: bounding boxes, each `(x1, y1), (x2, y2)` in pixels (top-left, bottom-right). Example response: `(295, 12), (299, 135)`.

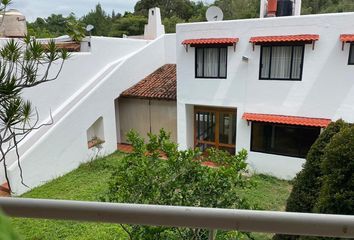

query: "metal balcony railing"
(0, 198), (353, 239)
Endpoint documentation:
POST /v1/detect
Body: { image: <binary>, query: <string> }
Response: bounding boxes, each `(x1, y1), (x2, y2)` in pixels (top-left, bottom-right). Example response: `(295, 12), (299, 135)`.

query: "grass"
(10, 151), (292, 240)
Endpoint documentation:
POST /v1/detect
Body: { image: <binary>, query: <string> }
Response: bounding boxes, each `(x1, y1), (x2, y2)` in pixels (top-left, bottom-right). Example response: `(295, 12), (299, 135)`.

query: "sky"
(10, 0), (213, 22)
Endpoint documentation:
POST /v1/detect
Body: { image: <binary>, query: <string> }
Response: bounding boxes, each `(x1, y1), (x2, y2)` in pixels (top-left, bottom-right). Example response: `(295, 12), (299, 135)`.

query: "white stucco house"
(2, 1), (354, 194)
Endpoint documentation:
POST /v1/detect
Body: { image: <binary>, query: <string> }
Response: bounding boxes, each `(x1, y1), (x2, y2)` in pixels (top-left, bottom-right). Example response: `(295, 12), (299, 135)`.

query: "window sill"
(88, 139), (105, 149)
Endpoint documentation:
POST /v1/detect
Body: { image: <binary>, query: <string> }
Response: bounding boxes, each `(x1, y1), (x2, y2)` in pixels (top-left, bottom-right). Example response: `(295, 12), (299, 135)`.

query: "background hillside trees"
(26, 0), (354, 38)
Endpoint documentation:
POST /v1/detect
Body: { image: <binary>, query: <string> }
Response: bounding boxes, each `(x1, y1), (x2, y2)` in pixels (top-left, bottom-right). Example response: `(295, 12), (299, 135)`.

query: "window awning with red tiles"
(242, 113), (331, 128)
(340, 34), (354, 50)
(120, 64), (176, 101)
(182, 38), (239, 51)
(249, 34), (320, 50)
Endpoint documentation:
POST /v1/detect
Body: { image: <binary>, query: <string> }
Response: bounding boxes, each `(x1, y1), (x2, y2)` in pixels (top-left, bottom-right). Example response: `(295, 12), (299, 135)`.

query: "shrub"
(274, 120), (348, 240)
(0, 211), (21, 240)
(315, 125), (354, 215)
(103, 129), (253, 240)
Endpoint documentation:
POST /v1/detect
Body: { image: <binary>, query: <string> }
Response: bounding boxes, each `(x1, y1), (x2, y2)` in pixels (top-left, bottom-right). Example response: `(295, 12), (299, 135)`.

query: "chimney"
(267, 0), (277, 17)
(260, 0), (301, 18)
(144, 7), (165, 40)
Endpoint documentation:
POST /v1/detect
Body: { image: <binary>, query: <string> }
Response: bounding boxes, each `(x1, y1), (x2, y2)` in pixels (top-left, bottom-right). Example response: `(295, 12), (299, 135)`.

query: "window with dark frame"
(195, 46), (227, 79)
(250, 122), (321, 158)
(348, 43), (354, 65)
(259, 45), (305, 80)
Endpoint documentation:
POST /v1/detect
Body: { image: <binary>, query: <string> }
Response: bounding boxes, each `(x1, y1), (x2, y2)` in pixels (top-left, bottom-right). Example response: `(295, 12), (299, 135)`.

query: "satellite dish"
(86, 24), (94, 32)
(206, 6), (224, 22)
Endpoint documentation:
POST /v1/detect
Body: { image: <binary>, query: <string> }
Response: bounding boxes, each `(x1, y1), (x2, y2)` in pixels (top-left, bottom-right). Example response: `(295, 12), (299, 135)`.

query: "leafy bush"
(0, 211), (21, 240)
(274, 120), (349, 240)
(103, 129), (253, 240)
(315, 125), (354, 215)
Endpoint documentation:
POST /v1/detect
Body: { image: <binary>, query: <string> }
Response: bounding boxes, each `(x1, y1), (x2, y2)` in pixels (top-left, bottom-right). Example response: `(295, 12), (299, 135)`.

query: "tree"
(81, 4), (112, 36)
(109, 14), (147, 37)
(0, 36), (69, 193)
(103, 129), (253, 240)
(315, 125), (354, 215)
(214, 0), (259, 20)
(273, 120), (349, 240)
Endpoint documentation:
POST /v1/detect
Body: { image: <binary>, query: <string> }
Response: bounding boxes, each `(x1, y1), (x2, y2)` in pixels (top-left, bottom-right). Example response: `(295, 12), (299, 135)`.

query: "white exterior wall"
(176, 13), (354, 179)
(6, 34), (176, 194)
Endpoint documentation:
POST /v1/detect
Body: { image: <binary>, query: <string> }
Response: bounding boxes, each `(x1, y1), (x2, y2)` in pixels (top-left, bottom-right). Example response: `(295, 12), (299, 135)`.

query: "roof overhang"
(249, 34), (320, 51)
(242, 113), (331, 128)
(340, 34), (354, 50)
(182, 38), (239, 52)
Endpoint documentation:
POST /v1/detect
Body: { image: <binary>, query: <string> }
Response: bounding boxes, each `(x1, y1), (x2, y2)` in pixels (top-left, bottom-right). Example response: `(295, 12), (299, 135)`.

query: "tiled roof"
(120, 64), (176, 101)
(249, 34), (320, 43)
(242, 113), (331, 127)
(182, 38), (239, 46)
(340, 34), (354, 43)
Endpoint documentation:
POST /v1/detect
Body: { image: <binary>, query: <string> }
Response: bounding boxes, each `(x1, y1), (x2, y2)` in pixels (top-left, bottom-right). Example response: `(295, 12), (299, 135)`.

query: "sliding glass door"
(194, 106), (237, 154)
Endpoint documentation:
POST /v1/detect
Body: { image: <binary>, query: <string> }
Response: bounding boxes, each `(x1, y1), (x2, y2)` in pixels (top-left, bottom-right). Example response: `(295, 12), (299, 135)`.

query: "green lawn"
(11, 152), (292, 240)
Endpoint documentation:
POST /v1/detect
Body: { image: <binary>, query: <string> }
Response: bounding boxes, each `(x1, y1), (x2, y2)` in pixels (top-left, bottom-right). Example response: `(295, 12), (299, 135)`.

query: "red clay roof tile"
(182, 38), (239, 46)
(340, 34), (354, 43)
(120, 64), (176, 101)
(249, 34), (320, 43)
(242, 113), (331, 127)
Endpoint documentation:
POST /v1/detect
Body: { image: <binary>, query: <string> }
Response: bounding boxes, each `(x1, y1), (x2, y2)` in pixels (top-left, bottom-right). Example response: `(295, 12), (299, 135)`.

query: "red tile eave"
(340, 34), (354, 43)
(242, 113), (331, 128)
(182, 38), (239, 46)
(249, 34), (320, 43)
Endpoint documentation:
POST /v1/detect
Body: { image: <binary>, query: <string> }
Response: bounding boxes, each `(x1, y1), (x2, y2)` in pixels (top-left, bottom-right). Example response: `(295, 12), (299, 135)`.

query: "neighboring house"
(3, 1), (354, 194)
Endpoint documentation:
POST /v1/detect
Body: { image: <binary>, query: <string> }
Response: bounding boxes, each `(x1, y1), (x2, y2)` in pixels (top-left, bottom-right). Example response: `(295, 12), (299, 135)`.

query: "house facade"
(176, 12), (354, 179)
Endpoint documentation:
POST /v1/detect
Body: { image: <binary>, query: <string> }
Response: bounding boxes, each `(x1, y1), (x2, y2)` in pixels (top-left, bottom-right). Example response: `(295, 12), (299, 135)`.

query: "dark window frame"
(348, 43), (354, 65)
(195, 45), (228, 79)
(259, 44), (305, 81)
(250, 121), (321, 158)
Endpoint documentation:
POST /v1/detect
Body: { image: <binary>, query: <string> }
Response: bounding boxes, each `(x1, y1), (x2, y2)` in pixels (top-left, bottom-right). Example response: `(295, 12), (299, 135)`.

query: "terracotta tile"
(340, 34), (354, 42)
(120, 64), (176, 101)
(182, 38), (239, 46)
(250, 34), (320, 43)
(242, 113), (331, 127)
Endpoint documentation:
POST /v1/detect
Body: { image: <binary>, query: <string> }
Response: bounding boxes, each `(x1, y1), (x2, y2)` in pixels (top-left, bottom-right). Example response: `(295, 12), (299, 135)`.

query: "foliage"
(109, 14), (147, 37)
(214, 0), (260, 19)
(0, 211), (21, 240)
(66, 19), (85, 42)
(273, 120), (350, 240)
(315, 125), (354, 215)
(81, 4), (112, 36)
(27, 14), (72, 38)
(0, 35), (69, 192)
(302, 0), (354, 14)
(103, 129), (253, 240)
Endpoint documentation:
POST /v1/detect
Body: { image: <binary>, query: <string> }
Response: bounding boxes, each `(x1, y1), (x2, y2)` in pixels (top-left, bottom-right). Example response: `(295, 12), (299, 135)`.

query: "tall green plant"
(103, 129), (253, 240)
(274, 120), (349, 240)
(0, 35), (69, 193)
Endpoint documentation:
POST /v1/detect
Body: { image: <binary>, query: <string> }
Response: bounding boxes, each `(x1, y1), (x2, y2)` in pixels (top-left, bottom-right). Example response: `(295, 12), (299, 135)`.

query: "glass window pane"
(270, 46), (292, 79)
(251, 122), (320, 158)
(261, 46), (271, 78)
(196, 48), (204, 77)
(291, 46), (303, 79)
(196, 112), (215, 142)
(219, 112), (236, 145)
(203, 48), (219, 77)
(349, 44), (354, 64)
(219, 48), (227, 78)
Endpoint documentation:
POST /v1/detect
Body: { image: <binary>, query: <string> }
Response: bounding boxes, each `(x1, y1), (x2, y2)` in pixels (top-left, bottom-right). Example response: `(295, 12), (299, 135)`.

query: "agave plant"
(0, 35), (69, 193)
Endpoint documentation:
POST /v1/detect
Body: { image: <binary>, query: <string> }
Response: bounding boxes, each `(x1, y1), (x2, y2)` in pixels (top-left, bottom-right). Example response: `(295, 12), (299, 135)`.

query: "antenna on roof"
(206, 6), (224, 22)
